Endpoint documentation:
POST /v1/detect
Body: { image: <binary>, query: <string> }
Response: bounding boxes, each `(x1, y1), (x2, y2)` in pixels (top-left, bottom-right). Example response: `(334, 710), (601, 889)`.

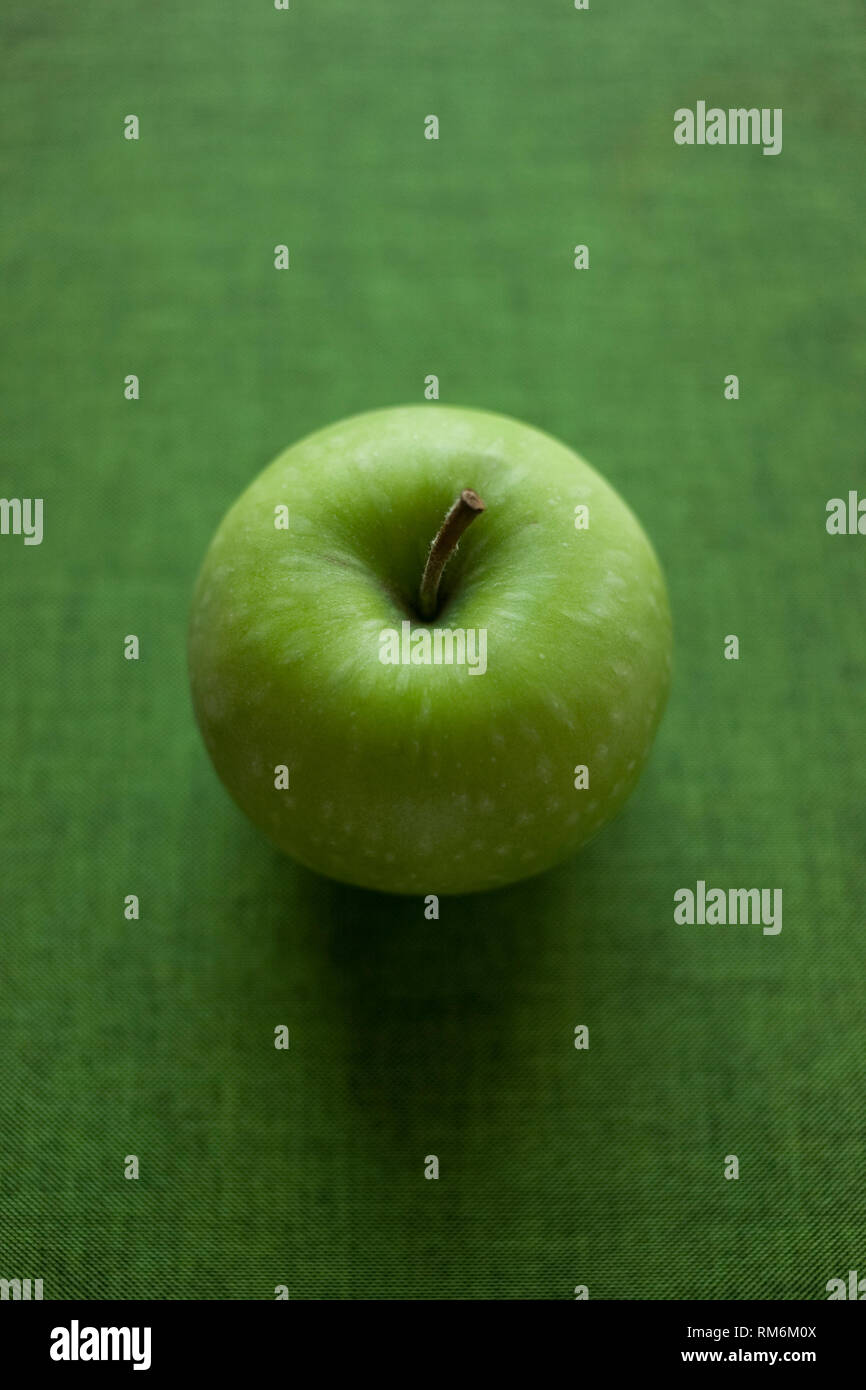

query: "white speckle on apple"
(204, 693), (225, 720)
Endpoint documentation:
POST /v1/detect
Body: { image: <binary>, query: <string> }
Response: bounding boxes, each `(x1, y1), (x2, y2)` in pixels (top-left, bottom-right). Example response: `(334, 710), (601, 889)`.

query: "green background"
(2, 0), (864, 1299)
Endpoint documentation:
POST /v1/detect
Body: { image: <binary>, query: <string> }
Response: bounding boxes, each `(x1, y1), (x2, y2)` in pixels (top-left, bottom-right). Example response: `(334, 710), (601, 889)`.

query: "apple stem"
(418, 489), (486, 620)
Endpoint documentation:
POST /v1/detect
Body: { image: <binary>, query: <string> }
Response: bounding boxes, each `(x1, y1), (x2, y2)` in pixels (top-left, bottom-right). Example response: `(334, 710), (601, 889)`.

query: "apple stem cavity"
(418, 488), (486, 620)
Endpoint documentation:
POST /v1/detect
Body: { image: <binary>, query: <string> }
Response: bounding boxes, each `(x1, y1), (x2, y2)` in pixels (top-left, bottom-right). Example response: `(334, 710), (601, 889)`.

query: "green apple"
(188, 406), (672, 894)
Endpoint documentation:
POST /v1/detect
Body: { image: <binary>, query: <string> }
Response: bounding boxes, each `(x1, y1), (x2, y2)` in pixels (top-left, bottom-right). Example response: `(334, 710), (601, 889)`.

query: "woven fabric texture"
(1, 0), (864, 1298)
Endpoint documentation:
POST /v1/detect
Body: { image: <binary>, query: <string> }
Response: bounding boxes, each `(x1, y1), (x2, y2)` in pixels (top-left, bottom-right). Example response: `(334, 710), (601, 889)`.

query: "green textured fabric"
(2, 0), (864, 1300)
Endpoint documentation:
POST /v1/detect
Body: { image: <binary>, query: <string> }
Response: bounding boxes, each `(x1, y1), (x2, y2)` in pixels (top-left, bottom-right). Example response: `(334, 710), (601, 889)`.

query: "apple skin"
(188, 406), (672, 894)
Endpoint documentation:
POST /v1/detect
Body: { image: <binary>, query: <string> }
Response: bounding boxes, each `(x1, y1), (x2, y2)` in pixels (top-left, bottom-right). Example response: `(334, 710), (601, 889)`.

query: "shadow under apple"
(191, 769), (678, 1295)
(264, 841), (611, 1157)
